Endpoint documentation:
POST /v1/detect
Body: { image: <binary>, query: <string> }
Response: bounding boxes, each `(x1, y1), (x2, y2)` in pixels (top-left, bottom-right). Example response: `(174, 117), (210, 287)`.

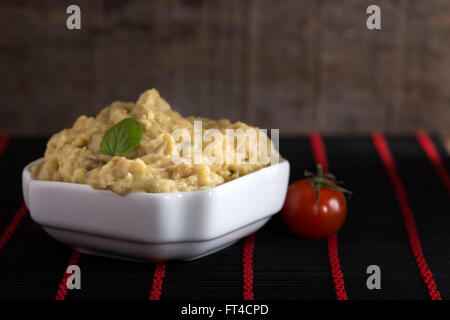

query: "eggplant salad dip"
(31, 89), (278, 195)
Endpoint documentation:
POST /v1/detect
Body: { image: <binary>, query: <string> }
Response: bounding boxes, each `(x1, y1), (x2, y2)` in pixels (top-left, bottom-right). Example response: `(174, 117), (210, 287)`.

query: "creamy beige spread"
(31, 89), (277, 195)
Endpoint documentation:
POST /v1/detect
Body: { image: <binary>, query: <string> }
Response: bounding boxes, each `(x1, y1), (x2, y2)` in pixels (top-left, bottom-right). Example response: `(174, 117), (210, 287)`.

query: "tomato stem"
(307, 164), (352, 207)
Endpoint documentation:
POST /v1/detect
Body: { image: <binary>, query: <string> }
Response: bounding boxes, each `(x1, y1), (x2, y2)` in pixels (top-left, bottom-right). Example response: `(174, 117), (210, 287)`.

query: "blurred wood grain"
(0, 0), (449, 136)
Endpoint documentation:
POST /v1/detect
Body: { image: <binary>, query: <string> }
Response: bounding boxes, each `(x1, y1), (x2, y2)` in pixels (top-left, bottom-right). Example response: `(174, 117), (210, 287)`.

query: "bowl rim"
(24, 157), (289, 198)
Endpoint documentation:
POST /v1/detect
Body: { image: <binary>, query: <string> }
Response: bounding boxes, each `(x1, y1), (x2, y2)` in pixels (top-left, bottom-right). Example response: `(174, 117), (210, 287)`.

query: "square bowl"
(22, 159), (290, 261)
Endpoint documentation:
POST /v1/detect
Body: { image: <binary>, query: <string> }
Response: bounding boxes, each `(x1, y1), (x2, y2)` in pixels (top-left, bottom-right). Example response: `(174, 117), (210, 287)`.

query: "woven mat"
(0, 134), (449, 300)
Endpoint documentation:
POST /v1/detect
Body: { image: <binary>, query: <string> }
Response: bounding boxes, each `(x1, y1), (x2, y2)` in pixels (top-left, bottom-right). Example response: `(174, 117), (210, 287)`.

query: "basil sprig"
(100, 118), (143, 156)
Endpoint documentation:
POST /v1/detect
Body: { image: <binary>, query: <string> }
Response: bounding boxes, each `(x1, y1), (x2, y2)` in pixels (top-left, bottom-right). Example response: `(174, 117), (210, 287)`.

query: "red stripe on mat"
(309, 132), (348, 300)
(415, 130), (450, 194)
(149, 262), (166, 300)
(55, 250), (82, 300)
(0, 204), (28, 249)
(371, 131), (442, 300)
(0, 133), (10, 155)
(243, 233), (256, 300)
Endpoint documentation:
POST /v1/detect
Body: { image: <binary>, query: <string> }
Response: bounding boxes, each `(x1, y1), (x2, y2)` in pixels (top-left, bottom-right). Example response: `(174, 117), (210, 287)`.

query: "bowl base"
(42, 216), (271, 262)
(75, 239), (239, 263)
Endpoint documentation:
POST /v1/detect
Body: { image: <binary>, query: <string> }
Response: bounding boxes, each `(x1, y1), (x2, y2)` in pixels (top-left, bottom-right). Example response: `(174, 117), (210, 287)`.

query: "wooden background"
(1, 0), (449, 136)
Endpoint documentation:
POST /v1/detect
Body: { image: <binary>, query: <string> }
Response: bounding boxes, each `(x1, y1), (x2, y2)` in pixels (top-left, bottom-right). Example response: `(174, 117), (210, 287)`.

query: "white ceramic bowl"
(22, 159), (290, 262)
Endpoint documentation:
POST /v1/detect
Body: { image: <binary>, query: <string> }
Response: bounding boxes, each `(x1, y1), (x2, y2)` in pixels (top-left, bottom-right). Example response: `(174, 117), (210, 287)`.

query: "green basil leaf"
(100, 118), (143, 156)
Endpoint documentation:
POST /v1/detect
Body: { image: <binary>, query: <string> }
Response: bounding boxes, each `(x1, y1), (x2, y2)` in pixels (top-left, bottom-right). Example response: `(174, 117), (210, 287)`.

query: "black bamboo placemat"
(0, 134), (449, 300)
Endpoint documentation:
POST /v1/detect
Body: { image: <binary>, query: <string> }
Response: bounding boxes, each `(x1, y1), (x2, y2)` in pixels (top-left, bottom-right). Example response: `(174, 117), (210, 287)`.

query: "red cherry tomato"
(282, 166), (349, 239)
